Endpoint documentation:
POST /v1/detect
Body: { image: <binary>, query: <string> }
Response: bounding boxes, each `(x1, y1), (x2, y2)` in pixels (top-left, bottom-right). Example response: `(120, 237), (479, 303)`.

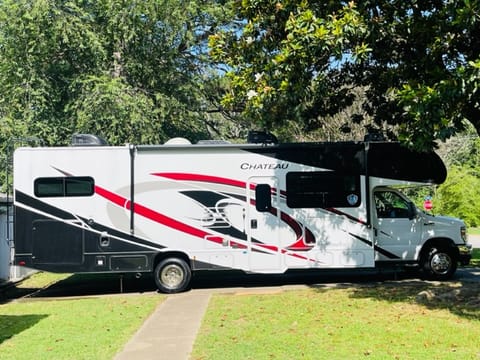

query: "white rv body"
(13, 139), (472, 292)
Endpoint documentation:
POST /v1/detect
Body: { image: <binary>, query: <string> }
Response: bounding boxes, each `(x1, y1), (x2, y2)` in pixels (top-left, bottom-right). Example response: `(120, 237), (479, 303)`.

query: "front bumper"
(457, 244), (473, 265)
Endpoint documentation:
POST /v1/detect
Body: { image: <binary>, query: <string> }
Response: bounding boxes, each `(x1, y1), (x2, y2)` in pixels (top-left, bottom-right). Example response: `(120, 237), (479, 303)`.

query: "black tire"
(422, 246), (457, 280)
(154, 257), (192, 293)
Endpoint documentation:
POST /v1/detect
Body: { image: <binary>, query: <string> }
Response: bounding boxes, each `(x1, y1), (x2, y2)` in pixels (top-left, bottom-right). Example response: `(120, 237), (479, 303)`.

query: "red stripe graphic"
(94, 175), (317, 263)
(152, 172), (256, 190)
(95, 185), (246, 249)
(154, 172), (315, 250)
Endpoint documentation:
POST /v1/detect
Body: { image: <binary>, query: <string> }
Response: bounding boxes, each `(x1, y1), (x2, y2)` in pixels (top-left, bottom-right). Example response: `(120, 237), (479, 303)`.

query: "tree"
(354, 0), (480, 150)
(209, 1), (371, 139)
(0, 0), (237, 192)
(436, 123), (480, 169)
(0, 0), (235, 148)
(210, 0), (480, 149)
(432, 126), (480, 226)
(435, 165), (480, 227)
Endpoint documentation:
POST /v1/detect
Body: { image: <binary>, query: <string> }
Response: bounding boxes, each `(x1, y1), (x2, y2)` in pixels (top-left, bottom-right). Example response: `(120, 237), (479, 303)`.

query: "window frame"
(34, 176), (95, 198)
(286, 171), (361, 209)
(374, 190), (413, 219)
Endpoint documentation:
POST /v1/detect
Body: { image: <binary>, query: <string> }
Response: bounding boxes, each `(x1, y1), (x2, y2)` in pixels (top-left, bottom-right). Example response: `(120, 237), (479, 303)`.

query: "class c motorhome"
(13, 134), (472, 293)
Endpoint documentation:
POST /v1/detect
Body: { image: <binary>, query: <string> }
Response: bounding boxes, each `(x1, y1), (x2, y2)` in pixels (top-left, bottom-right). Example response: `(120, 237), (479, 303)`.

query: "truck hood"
(423, 213), (465, 227)
(421, 212), (467, 244)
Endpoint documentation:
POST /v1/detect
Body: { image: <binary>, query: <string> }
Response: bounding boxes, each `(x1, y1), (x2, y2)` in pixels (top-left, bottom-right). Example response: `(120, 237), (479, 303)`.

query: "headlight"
(461, 226), (467, 242)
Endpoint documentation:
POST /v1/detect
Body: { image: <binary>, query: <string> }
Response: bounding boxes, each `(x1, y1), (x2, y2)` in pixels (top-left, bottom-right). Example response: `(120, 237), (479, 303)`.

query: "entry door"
(246, 176), (282, 272)
(372, 189), (421, 261)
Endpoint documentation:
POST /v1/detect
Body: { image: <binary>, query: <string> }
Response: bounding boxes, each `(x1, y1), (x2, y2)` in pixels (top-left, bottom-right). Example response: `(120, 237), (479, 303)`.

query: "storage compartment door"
(32, 220), (84, 265)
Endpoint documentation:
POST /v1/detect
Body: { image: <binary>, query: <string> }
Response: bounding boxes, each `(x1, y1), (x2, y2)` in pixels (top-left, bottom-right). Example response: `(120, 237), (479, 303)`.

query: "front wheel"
(154, 257), (192, 293)
(422, 246), (457, 280)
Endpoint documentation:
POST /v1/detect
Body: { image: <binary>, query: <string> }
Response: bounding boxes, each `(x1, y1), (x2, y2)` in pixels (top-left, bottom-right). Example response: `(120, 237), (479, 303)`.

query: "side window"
(35, 178), (64, 197)
(286, 172), (360, 208)
(374, 191), (410, 218)
(35, 177), (95, 197)
(255, 184), (272, 212)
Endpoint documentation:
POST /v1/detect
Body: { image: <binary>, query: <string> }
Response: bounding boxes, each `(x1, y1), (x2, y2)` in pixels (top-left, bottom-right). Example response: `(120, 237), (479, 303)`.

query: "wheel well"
(153, 251), (191, 270)
(420, 238), (459, 262)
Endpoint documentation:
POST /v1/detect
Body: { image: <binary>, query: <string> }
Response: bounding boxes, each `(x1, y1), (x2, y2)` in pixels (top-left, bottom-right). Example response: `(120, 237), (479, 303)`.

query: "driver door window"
(374, 191), (411, 219)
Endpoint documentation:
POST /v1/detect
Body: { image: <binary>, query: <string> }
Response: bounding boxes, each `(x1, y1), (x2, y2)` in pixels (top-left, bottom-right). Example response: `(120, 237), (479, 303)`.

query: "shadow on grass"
(334, 257), (480, 321)
(328, 279), (480, 321)
(3, 266), (478, 305)
(190, 267), (422, 292)
(0, 285), (44, 305)
(0, 273), (157, 301)
(0, 314), (48, 344)
(30, 273), (157, 298)
(3, 268), (407, 299)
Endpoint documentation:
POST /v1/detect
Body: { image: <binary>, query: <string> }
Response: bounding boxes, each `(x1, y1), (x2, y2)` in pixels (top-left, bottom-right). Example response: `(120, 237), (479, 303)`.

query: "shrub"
(435, 165), (480, 227)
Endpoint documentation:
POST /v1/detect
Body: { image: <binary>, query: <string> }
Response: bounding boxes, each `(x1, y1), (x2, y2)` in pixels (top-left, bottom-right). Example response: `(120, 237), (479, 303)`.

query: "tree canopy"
(210, 0), (480, 150)
(1, 0), (479, 150)
(0, 0), (234, 148)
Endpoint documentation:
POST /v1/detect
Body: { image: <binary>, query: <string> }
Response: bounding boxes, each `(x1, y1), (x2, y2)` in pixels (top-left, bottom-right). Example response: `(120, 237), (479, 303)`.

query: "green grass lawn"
(192, 250), (480, 360)
(471, 248), (480, 267)
(2, 247), (479, 360)
(0, 273), (163, 360)
(469, 227), (480, 235)
(192, 285), (480, 360)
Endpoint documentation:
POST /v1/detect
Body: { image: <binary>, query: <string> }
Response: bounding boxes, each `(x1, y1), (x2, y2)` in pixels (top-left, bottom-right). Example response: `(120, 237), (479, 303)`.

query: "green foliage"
(0, 0), (235, 149)
(352, 0), (480, 150)
(0, 0), (239, 191)
(67, 76), (160, 144)
(430, 130), (480, 227)
(211, 1), (480, 149)
(210, 1), (370, 136)
(437, 127), (480, 169)
(435, 165), (480, 227)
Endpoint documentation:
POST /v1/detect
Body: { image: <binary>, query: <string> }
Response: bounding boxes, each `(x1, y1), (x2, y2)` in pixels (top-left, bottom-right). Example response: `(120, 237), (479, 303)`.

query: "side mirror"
(408, 202), (417, 220)
(255, 184), (272, 212)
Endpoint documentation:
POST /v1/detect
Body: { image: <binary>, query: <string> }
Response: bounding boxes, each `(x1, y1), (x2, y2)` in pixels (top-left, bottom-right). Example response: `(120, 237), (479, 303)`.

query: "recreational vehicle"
(13, 134), (472, 293)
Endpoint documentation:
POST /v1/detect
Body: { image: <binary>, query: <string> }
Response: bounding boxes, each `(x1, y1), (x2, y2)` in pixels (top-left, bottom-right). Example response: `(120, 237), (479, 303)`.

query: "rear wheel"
(154, 257), (191, 293)
(422, 246), (457, 280)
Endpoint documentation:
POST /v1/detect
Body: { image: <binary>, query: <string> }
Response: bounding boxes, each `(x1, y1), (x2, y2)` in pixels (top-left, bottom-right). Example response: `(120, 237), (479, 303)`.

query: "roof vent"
(164, 137), (192, 145)
(71, 134), (109, 146)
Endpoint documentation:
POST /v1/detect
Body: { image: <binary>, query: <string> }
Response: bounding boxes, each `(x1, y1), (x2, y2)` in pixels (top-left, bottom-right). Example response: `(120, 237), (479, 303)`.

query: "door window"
(255, 184), (272, 212)
(374, 190), (411, 219)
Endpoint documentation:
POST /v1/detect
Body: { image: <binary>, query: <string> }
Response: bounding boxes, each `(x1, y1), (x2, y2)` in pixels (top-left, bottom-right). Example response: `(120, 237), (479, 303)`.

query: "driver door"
(372, 188), (422, 261)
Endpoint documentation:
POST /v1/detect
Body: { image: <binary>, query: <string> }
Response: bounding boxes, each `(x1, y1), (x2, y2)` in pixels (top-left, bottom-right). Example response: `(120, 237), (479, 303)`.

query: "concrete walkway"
(114, 290), (211, 360)
(468, 234), (480, 248)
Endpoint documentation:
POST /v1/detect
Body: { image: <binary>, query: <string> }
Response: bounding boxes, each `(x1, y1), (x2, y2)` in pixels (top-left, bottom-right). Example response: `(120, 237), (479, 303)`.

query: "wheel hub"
(161, 264), (184, 288)
(430, 253), (452, 275)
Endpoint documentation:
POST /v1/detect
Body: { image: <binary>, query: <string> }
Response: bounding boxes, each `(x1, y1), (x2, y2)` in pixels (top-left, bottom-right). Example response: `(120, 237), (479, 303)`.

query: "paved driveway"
(469, 234), (480, 248)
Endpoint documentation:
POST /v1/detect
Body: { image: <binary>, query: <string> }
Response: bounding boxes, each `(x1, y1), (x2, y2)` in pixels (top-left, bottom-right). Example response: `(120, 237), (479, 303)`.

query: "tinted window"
(35, 177), (94, 197)
(35, 178), (64, 197)
(255, 184), (272, 212)
(286, 172), (360, 208)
